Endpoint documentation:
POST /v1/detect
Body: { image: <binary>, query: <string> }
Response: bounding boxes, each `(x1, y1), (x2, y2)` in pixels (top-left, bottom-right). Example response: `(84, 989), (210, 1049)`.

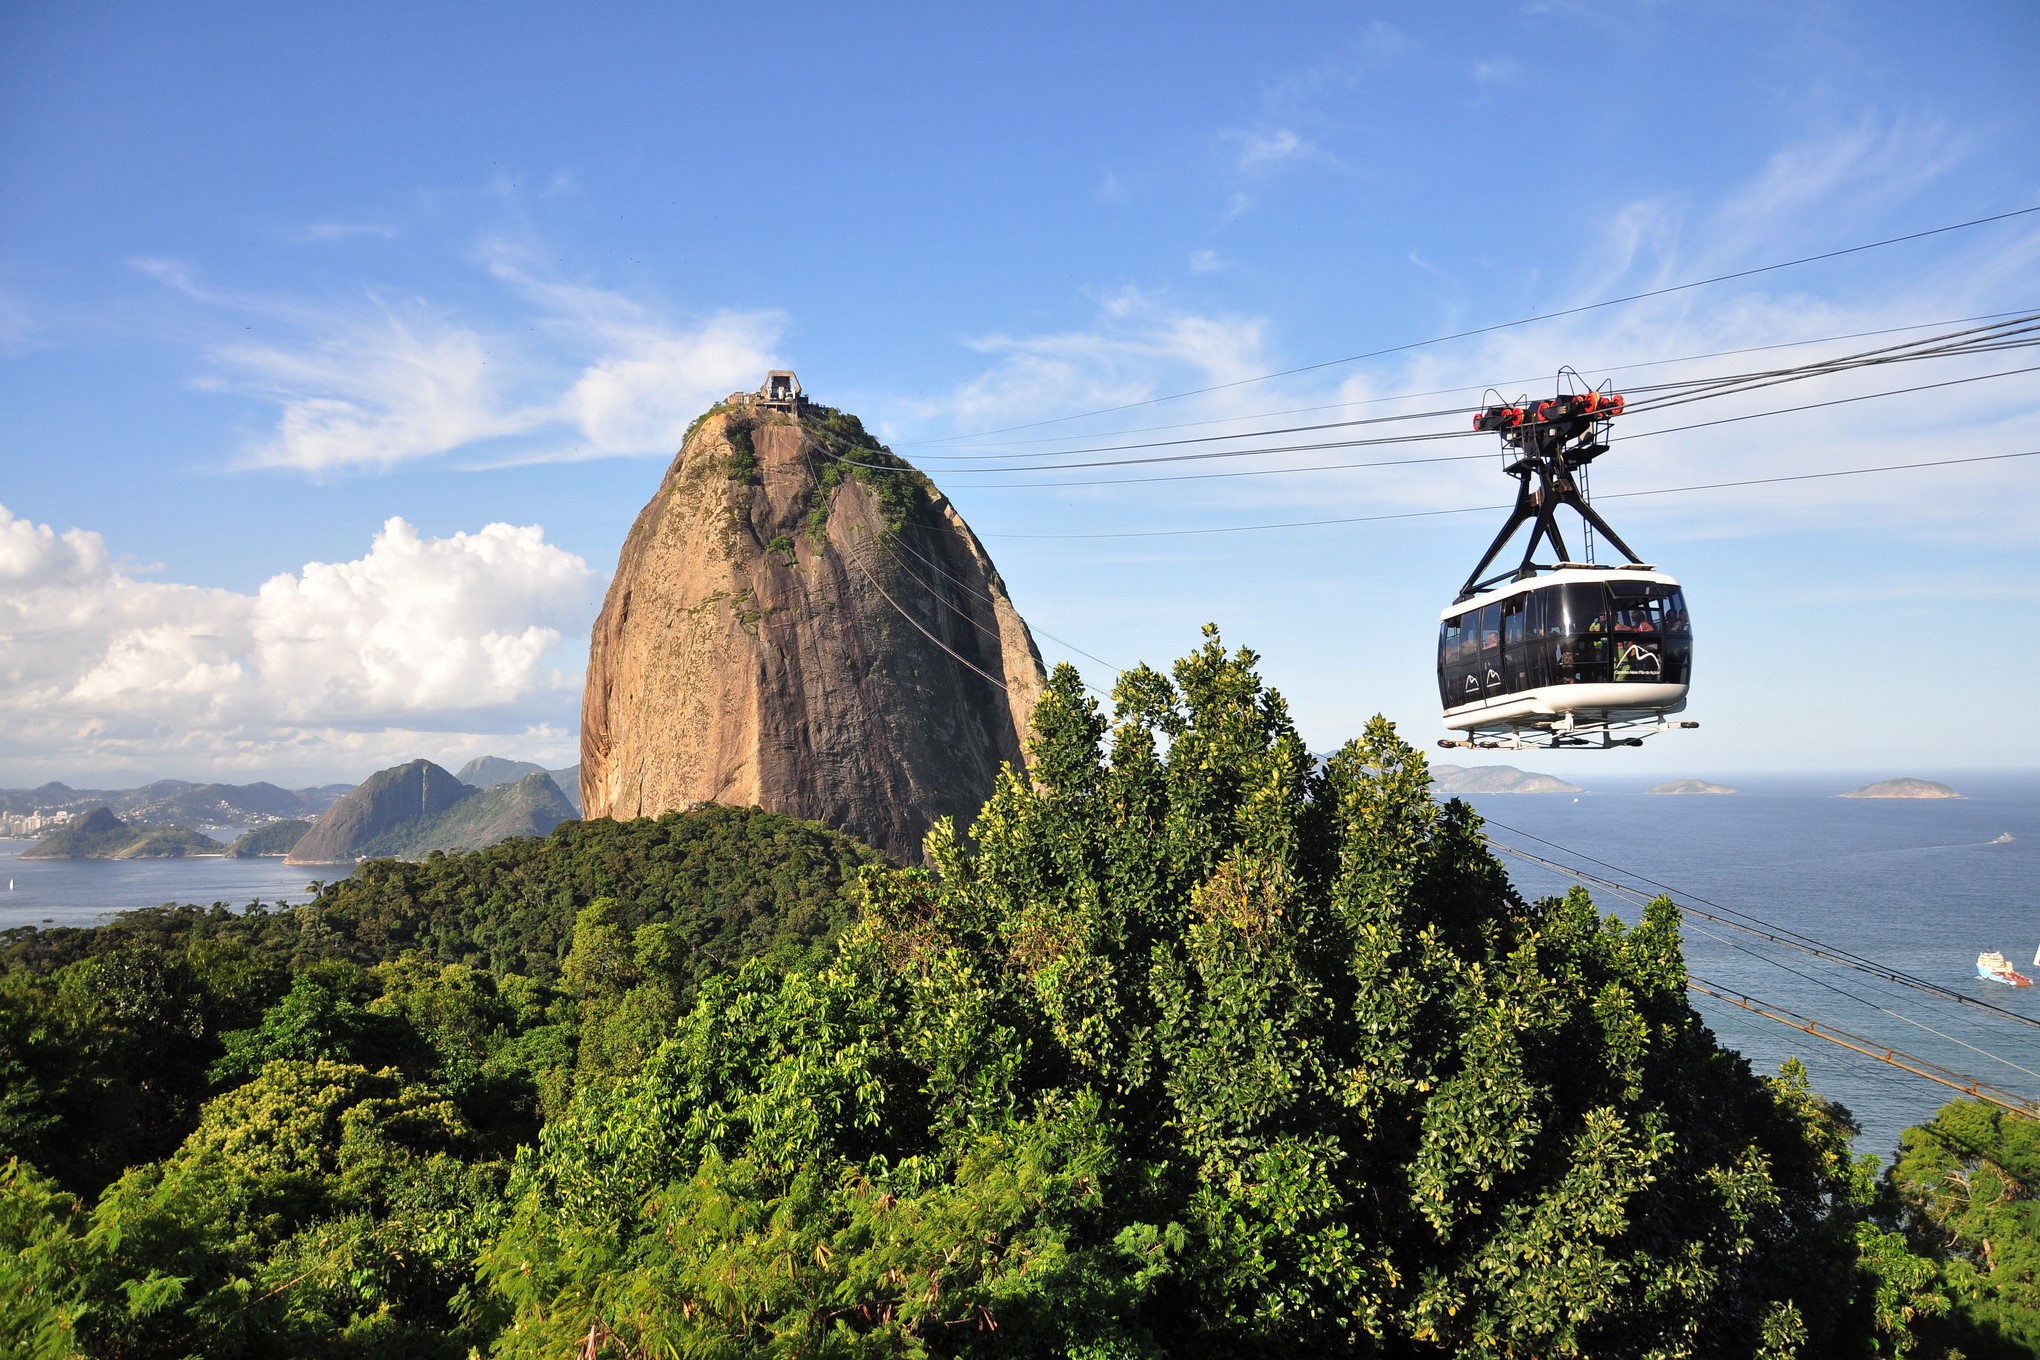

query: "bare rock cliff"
(580, 395), (1047, 862)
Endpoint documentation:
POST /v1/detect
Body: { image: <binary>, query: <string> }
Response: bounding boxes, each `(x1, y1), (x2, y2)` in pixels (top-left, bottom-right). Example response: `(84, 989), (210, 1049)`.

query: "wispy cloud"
(132, 243), (784, 474)
(895, 122), (2039, 554)
(1228, 127), (1323, 173)
(1189, 249), (1223, 274)
(276, 219), (398, 244)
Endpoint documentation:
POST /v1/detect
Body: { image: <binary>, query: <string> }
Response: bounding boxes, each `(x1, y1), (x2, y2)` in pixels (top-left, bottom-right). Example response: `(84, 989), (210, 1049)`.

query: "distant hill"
(1838, 777), (1963, 799)
(294, 784), (357, 812)
(21, 806), (225, 859)
(359, 772), (577, 857)
(1648, 779), (1738, 795)
(225, 820), (313, 857)
(453, 756), (581, 815)
(122, 780), (315, 826)
(549, 764), (581, 815)
(1431, 764), (1584, 795)
(0, 778), (347, 825)
(454, 756), (549, 788)
(286, 760), (477, 864)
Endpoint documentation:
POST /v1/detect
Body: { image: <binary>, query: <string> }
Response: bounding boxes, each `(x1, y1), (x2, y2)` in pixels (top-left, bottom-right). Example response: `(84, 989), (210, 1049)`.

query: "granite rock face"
(580, 397), (1046, 862)
(286, 758), (474, 864)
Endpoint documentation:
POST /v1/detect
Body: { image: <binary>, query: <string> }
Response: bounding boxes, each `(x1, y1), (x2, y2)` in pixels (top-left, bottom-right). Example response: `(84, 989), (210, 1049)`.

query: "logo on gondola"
(1616, 643), (1662, 679)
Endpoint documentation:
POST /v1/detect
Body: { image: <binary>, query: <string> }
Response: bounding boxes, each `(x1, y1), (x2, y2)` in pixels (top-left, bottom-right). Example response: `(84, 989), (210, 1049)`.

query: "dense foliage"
(1888, 1100), (2040, 1357)
(0, 635), (2031, 1357)
(483, 634), (1938, 1358)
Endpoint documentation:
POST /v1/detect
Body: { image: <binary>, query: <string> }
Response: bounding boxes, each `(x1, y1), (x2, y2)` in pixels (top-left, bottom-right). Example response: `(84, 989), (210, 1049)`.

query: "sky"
(2, 0), (2037, 788)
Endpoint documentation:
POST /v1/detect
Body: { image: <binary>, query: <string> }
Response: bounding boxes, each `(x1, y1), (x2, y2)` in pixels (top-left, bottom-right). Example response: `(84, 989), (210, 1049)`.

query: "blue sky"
(2, 0), (2036, 786)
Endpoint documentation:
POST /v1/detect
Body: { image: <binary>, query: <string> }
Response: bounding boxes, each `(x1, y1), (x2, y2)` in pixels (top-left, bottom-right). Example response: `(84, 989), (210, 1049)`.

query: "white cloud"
(1188, 249), (1223, 274)
(0, 506), (598, 782)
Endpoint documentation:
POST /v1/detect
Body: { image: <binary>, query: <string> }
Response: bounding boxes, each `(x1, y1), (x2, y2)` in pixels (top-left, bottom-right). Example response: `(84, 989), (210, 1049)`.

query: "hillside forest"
(2, 635), (2034, 1358)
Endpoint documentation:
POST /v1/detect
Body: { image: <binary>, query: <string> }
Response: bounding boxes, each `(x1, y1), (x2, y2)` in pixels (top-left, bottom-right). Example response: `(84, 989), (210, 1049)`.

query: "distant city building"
(0, 807), (73, 837)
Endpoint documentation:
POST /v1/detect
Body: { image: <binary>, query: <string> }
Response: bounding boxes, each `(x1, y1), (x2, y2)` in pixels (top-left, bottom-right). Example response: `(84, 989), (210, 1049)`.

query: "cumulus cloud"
(0, 505), (598, 782)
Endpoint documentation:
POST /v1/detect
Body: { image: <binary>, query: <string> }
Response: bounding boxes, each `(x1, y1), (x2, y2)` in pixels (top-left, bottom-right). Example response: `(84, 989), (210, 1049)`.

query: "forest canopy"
(1, 632), (2032, 1358)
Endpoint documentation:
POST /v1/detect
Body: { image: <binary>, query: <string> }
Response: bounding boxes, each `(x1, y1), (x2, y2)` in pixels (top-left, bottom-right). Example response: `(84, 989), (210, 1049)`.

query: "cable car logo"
(1615, 643), (1662, 680)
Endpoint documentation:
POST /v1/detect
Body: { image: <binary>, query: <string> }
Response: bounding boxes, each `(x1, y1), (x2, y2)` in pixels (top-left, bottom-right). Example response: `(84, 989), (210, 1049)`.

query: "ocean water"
(1459, 772), (2040, 1161)
(0, 828), (324, 930)
(3, 783), (2035, 1160)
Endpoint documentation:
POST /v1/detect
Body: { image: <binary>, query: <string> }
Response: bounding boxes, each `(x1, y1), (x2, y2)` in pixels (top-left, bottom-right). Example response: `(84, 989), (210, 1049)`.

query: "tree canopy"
(482, 633), (1935, 1357)
(0, 632), (2029, 1357)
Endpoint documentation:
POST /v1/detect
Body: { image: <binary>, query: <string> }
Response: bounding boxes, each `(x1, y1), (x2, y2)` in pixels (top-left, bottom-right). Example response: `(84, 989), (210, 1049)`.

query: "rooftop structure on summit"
(725, 369), (807, 416)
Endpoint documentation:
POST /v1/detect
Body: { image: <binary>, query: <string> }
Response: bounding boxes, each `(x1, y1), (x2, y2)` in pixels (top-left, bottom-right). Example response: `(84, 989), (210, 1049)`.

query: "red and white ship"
(1977, 950), (2033, 988)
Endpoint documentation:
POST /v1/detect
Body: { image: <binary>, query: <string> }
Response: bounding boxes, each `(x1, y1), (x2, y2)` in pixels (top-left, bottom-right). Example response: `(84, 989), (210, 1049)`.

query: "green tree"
(1888, 1099), (2040, 1357)
(81, 1059), (496, 1359)
(0, 1157), (95, 1359)
(483, 632), (1909, 1358)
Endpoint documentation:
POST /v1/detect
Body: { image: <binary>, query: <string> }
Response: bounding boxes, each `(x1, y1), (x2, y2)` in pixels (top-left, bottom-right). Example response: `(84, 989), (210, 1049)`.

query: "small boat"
(1992, 833), (2015, 844)
(1977, 950), (2033, 987)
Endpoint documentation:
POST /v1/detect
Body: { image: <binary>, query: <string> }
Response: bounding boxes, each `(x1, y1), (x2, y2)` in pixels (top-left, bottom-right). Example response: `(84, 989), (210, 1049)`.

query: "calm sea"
(1460, 771), (2040, 1160)
(3, 783), (2035, 1160)
(0, 827), (323, 929)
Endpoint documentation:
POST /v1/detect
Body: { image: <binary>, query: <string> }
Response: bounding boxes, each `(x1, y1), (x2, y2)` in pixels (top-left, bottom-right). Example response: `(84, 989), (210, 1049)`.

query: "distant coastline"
(1648, 779), (1738, 795)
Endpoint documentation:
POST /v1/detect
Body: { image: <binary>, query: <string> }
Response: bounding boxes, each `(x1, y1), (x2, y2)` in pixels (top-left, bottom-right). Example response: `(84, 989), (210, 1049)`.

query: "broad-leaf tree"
(485, 632), (1911, 1357)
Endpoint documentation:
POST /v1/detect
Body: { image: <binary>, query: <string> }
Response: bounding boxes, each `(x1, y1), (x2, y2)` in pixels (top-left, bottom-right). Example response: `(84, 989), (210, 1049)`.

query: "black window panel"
(1477, 603), (1504, 696)
(1501, 599), (1532, 692)
(1661, 587), (1692, 684)
(1557, 583), (1608, 636)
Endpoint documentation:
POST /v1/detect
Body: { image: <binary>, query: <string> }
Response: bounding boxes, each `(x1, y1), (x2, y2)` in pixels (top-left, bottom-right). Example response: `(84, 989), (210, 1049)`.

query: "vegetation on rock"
(224, 819), (312, 857)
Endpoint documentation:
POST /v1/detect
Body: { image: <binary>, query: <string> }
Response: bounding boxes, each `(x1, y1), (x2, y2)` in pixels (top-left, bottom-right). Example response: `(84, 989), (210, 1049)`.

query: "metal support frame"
(1454, 390), (1646, 603)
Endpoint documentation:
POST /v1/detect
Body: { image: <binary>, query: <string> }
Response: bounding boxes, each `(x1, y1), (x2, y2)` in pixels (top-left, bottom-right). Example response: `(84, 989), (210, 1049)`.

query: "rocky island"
(1430, 764), (1584, 795)
(1837, 777), (1963, 799)
(1648, 779), (1738, 795)
(20, 806), (225, 858)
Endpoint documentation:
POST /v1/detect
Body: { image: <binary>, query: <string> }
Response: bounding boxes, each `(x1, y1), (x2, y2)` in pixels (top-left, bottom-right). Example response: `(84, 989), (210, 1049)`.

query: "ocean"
(3, 780), (2035, 1161)
(1459, 771), (2040, 1160)
(0, 827), (323, 929)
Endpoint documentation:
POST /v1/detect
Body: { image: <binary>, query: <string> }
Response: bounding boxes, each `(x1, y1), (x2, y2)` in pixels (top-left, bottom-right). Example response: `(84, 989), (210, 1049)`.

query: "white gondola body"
(1439, 566), (1690, 738)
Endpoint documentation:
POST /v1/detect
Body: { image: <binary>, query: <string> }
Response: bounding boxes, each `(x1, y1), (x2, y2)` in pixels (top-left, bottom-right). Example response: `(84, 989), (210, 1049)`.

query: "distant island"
(1648, 779), (1738, 795)
(1837, 778), (1963, 800)
(1430, 764), (1584, 795)
(20, 806), (226, 859)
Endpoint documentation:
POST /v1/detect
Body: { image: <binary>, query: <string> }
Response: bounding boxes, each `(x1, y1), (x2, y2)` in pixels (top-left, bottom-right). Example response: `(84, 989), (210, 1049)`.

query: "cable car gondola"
(1439, 382), (1697, 750)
